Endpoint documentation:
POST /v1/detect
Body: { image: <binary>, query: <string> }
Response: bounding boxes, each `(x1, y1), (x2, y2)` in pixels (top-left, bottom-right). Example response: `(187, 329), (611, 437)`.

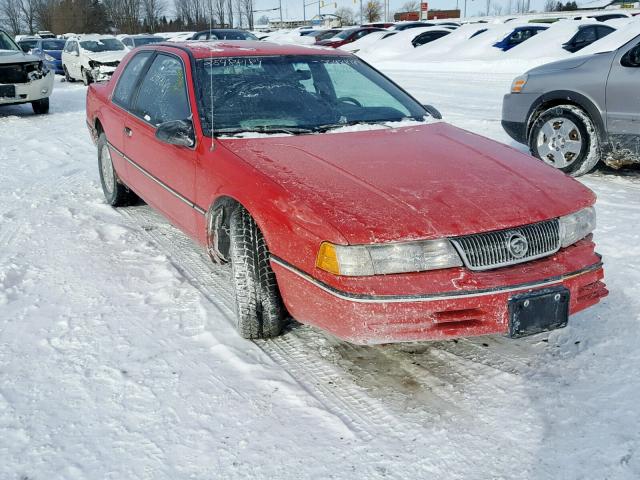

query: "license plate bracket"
(508, 287), (570, 338)
(0, 85), (16, 99)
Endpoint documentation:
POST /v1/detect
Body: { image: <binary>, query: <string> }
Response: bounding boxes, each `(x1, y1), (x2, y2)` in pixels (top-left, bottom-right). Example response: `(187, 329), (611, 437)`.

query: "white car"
(0, 29), (54, 114)
(61, 35), (127, 85)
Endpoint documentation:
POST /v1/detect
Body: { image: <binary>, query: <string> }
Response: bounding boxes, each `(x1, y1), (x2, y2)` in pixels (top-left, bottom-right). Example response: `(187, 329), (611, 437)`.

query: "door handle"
(124, 127), (133, 137)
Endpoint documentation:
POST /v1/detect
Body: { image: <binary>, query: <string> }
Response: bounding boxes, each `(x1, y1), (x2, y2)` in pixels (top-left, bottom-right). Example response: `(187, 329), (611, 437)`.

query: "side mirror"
(423, 104), (443, 120)
(156, 119), (195, 148)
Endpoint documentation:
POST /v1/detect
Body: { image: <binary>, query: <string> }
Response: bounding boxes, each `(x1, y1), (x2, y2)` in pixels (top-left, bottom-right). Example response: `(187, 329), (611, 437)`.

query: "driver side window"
(133, 54), (190, 126)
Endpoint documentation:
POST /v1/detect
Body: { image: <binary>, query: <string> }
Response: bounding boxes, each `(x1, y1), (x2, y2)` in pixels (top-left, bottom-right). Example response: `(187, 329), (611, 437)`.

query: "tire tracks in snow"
(118, 205), (400, 442)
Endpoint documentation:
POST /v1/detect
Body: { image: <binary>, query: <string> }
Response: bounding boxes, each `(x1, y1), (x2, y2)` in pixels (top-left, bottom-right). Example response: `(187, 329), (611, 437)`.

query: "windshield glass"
(133, 36), (163, 46)
(42, 39), (66, 50)
(0, 31), (21, 52)
(80, 38), (125, 52)
(18, 40), (38, 51)
(196, 55), (427, 136)
(210, 30), (258, 40)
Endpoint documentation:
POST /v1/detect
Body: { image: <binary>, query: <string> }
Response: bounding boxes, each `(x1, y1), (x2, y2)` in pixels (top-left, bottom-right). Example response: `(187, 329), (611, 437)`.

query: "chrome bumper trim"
(270, 255), (603, 304)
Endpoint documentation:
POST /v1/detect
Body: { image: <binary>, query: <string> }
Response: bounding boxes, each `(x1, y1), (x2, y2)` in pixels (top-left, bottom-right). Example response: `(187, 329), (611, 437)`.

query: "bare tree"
(491, 2), (503, 15)
(364, 0), (381, 22)
(1, 0), (22, 34)
(485, 0), (491, 15)
(104, 0), (142, 33)
(225, 0), (233, 27)
(34, 0), (56, 31)
(399, 0), (418, 11)
(142, 0), (165, 30)
(543, 0), (555, 10)
(19, 0), (36, 33)
(334, 6), (354, 25)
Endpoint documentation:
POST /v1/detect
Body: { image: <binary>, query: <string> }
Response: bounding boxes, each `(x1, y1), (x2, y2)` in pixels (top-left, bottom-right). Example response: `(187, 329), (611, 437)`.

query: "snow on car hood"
(0, 51), (40, 64)
(83, 50), (127, 63)
(220, 122), (595, 244)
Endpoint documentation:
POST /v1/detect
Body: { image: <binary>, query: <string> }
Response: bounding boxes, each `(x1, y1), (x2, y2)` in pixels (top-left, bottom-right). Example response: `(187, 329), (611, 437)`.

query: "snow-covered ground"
(0, 69), (639, 479)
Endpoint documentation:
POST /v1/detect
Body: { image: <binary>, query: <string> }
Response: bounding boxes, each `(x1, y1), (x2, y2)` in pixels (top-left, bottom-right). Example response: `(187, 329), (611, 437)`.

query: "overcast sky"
(250, 0), (550, 22)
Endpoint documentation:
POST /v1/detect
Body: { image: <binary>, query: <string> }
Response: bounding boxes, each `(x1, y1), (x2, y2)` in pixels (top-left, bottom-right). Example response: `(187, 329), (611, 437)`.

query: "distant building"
(268, 19), (311, 29)
(576, 0), (639, 8)
(394, 9), (461, 21)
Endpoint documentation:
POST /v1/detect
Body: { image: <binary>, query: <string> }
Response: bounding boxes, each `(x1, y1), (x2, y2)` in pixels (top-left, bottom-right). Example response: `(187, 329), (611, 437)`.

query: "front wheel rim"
(100, 144), (115, 195)
(536, 117), (584, 169)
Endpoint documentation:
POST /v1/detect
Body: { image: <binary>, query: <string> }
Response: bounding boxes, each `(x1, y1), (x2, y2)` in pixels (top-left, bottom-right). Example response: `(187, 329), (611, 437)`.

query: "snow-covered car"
(120, 34), (164, 50)
(61, 35), (127, 85)
(86, 41), (607, 344)
(356, 27), (451, 60)
(0, 29), (54, 114)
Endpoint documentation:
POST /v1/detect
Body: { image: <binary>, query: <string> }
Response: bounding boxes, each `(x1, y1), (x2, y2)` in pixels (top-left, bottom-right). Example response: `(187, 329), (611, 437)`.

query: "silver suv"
(502, 32), (640, 176)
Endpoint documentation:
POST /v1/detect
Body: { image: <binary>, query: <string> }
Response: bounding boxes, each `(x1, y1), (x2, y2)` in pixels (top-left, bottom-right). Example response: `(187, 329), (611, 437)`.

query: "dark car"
(17, 37), (39, 53)
(562, 24), (615, 53)
(316, 27), (387, 48)
(493, 25), (548, 51)
(190, 29), (258, 41)
(307, 29), (341, 42)
(391, 22), (433, 31)
(30, 38), (66, 75)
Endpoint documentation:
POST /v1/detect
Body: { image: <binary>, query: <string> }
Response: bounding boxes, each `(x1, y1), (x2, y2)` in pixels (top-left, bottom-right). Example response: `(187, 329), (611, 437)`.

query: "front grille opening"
(450, 219), (560, 271)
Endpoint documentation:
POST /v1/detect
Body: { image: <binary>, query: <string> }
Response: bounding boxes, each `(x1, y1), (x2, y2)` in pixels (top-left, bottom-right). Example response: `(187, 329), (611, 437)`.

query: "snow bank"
(339, 31), (388, 53)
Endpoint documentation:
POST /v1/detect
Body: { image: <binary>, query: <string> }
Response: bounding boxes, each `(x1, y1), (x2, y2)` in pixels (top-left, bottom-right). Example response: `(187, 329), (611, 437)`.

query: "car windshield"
(18, 40), (38, 51)
(42, 39), (66, 50)
(80, 38), (125, 52)
(210, 30), (257, 40)
(133, 36), (163, 46)
(0, 31), (21, 52)
(195, 55), (427, 136)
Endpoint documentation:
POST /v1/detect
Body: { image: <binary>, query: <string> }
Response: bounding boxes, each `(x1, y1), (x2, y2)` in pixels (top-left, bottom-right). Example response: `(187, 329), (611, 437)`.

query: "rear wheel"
(97, 132), (136, 206)
(228, 206), (286, 339)
(31, 97), (49, 114)
(529, 105), (600, 176)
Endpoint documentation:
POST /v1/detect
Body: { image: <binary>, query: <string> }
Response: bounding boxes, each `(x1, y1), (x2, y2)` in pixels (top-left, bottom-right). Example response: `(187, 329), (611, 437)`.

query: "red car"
(86, 41), (607, 345)
(316, 27), (388, 48)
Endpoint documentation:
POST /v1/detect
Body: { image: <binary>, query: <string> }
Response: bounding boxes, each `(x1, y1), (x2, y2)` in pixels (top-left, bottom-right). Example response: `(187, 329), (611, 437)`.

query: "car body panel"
(87, 41), (607, 344)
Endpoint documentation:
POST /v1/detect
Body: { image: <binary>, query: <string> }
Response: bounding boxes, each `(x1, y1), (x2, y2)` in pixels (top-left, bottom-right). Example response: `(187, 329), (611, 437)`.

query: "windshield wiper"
(215, 125), (313, 136)
(314, 118), (415, 133)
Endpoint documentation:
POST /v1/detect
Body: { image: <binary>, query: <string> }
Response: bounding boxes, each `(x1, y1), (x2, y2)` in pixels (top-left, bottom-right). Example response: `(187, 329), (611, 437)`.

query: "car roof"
(159, 41), (353, 58)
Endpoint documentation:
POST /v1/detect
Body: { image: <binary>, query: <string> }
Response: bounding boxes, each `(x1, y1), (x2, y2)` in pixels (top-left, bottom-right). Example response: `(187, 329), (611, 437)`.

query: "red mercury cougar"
(86, 41), (607, 344)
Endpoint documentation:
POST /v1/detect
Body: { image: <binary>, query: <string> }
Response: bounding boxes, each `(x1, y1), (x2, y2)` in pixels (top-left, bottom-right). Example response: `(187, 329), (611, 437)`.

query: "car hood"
(84, 50), (126, 63)
(527, 54), (595, 75)
(220, 123), (596, 244)
(0, 50), (40, 63)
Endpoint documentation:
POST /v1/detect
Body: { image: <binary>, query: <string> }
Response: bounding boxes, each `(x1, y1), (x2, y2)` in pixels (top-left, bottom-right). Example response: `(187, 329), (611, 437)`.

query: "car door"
(605, 40), (640, 155)
(123, 52), (197, 233)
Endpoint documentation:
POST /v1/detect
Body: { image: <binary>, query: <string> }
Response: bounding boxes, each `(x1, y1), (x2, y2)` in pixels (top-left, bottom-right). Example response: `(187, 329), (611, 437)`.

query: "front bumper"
(44, 59), (64, 75)
(502, 92), (539, 144)
(0, 70), (54, 105)
(89, 65), (117, 82)
(271, 238), (607, 344)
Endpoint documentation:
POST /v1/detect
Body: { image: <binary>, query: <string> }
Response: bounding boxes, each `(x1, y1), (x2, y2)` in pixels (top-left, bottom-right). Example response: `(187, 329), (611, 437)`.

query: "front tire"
(97, 132), (136, 206)
(82, 67), (93, 86)
(63, 65), (75, 82)
(31, 97), (49, 114)
(229, 206), (286, 339)
(529, 105), (600, 176)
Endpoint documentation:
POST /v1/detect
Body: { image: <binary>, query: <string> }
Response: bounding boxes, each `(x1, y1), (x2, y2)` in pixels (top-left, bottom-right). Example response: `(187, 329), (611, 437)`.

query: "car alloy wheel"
(97, 132), (137, 206)
(535, 117), (583, 169)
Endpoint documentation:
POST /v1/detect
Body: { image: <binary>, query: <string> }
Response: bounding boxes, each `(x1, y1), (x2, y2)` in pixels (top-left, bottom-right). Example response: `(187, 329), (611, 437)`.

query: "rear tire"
(529, 105), (600, 176)
(31, 97), (49, 114)
(97, 132), (137, 207)
(229, 206), (286, 339)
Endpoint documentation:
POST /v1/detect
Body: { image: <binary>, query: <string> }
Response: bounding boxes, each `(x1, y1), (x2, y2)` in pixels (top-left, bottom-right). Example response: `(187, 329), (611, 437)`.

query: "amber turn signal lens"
(316, 242), (340, 275)
(511, 76), (527, 93)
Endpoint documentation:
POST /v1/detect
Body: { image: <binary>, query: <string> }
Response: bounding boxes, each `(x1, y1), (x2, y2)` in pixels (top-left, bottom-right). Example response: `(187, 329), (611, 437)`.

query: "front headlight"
(510, 74), (528, 93)
(316, 239), (463, 276)
(559, 206), (596, 248)
(44, 53), (55, 61)
(88, 60), (99, 68)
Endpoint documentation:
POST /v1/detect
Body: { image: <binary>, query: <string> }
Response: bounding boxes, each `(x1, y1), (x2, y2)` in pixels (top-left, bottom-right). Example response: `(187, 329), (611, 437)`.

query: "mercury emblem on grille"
(506, 232), (529, 258)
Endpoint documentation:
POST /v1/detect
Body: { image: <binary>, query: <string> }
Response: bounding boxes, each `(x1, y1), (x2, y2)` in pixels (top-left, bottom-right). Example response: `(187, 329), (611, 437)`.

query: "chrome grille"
(450, 219), (560, 271)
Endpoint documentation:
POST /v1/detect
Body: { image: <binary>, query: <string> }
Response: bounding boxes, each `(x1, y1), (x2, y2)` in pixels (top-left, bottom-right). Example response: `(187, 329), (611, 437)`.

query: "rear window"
(42, 40), (65, 50)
